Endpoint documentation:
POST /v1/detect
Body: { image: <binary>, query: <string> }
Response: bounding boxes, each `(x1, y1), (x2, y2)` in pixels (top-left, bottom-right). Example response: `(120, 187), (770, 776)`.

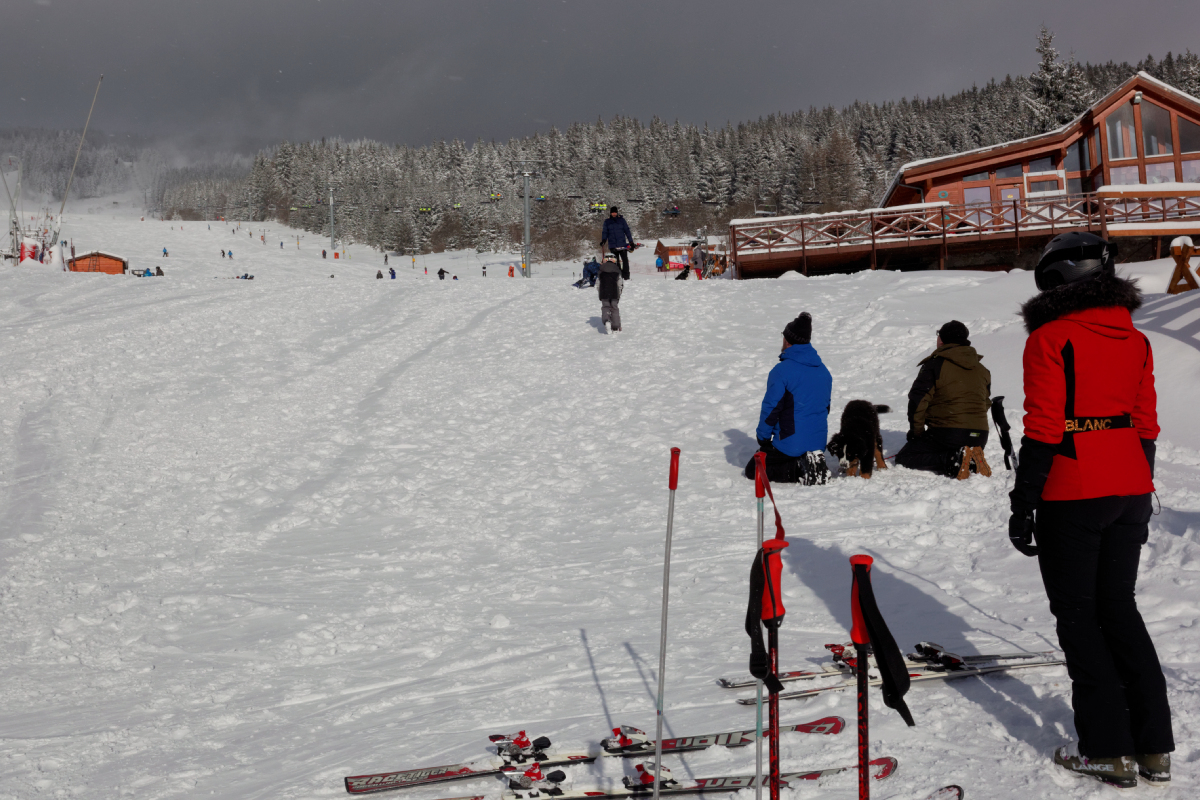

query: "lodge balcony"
(729, 192), (1200, 278)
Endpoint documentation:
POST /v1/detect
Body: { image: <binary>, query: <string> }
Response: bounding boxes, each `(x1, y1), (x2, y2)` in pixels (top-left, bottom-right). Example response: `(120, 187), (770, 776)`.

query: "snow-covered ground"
(2, 203), (1199, 799)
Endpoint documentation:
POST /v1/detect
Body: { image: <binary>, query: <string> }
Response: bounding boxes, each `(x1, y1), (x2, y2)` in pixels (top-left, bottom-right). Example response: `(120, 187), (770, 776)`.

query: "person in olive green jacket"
(895, 320), (992, 478)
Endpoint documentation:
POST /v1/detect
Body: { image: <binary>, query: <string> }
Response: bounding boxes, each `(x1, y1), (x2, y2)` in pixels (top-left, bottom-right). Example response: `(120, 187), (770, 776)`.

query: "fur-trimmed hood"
(1019, 273), (1143, 334)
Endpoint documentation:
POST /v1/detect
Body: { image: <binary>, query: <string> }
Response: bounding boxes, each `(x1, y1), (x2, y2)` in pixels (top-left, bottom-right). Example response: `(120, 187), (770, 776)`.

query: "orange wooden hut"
(68, 251), (128, 275)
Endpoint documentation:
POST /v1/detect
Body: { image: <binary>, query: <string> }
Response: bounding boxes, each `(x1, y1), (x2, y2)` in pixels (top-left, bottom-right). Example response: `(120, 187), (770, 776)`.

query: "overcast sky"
(7, 0), (1200, 157)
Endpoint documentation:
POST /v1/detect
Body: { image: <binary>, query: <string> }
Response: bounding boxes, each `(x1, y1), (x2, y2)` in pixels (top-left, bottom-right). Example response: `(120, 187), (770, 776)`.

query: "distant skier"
(376, 270), (383, 279)
(437, 268), (447, 280)
(280, 241), (283, 248)
(384, 253), (388, 266)
(746, 313), (832, 485)
(221, 249), (226, 258)
(162, 247), (168, 257)
(155, 266), (164, 276)
(597, 253), (623, 333)
(482, 265), (487, 277)
(229, 250), (233, 259)
(323, 250), (327, 259)
(389, 267), (396, 279)
(600, 206), (634, 280)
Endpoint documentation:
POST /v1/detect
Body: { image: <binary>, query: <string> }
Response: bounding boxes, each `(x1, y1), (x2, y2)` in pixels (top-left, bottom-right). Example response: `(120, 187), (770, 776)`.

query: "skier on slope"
(600, 206), (634, 280)
(1009, 232), (1172, 789)
(596, 253), (623, 333)
(745, 313), (832, 484)
(437, 267), (447, 280)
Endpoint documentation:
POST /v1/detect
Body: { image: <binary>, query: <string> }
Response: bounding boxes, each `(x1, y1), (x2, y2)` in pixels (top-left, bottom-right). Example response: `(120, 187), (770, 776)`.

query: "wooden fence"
(730, 193), (1200, 274)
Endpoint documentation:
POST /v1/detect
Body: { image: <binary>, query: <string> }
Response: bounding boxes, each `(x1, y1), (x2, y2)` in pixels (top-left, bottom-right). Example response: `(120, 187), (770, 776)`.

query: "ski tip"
(716, 678), (735, 688)
(869, 756), (899, 780)
(924, 786), (964, 800)
(796, 716), (845, 735)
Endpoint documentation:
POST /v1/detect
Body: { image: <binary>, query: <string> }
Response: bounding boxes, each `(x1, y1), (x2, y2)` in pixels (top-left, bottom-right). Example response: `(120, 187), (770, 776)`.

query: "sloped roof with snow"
(880, 72), (1200, 205)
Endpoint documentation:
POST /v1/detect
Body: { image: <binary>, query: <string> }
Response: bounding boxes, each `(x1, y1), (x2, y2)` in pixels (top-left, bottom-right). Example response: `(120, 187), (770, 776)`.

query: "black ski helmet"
(1034, 232), (1116, 291)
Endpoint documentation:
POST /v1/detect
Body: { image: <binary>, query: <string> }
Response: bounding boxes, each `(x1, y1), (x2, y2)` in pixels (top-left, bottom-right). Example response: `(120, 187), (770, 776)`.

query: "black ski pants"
(743, 448), (829, 485)
(1036, 493), (1174, 758)
(894, 428), (987, 476)
(609, 248), (630, 280)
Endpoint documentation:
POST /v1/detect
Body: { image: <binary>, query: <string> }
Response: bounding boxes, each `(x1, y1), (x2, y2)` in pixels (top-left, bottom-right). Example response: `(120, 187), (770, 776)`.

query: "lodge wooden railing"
(730, 193), (1200, 272)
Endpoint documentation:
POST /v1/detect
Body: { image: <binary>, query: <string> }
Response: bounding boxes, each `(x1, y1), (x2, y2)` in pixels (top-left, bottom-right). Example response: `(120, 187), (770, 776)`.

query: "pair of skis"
(504, 757), (900, 799)
(345, 717), (848, 795)
(719, 642), (1063, 704)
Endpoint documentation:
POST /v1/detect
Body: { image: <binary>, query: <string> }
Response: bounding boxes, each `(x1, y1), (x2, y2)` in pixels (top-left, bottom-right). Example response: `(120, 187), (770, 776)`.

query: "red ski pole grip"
(762, 539), (789, 621)
(754, 452), (766, 498)
(669, 447), (680, 491)
(849, 555), (873, 646)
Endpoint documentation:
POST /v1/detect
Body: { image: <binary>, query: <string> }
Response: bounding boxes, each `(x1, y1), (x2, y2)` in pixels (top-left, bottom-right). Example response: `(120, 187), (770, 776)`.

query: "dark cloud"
(6, 0), (1200, 155)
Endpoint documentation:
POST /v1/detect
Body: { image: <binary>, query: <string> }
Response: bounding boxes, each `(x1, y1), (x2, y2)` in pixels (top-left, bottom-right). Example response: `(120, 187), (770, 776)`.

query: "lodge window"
(1064, 139), (1090, 173)
(1110, 164), (1140, 185)
(1030, 179), (1060, 193)
(963, 171), (989, 182)
(1106, 102), (1138, 160)
(1141, 102), (1174, 156)
(1183, 160), (1200, 182)
(1067, 176), (1092, 194)
(995, 164), (1023, 179)
(1028, 156), (1055, 173)
(1181, 117), (1200, 154)
(1146, 162), (1177, 184)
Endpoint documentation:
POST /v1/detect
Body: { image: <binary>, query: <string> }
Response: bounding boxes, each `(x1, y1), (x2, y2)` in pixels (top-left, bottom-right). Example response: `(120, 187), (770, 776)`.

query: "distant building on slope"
(730, 72), (1200, 278)
(68, 251), (129, 275)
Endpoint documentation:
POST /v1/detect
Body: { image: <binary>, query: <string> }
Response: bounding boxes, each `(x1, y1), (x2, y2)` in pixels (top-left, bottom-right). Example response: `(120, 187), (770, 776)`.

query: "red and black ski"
(345, 717), (843, 795)
(501, 757), (898, 799)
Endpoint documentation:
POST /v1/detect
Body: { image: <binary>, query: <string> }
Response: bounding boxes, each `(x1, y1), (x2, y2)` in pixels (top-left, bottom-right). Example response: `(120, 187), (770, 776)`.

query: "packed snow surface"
(2, 206), (1200, 799)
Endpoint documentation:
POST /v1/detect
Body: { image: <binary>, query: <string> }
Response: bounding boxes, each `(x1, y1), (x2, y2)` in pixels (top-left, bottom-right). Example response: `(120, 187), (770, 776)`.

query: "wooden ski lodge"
(730, 72), (1200, 278)
(67, 251), (129, 275)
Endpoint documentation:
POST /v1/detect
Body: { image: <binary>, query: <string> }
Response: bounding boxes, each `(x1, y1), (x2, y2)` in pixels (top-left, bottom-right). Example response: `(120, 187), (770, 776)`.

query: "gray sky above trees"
(7, 0), (1200, 156)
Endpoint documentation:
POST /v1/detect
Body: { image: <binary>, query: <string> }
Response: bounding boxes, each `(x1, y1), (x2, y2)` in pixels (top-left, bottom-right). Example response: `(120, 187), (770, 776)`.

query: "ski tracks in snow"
(1, 222), (1199, 799)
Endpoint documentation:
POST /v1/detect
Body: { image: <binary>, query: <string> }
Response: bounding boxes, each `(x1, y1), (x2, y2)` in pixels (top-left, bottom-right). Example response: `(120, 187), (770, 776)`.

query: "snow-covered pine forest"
(7, 31), (1200, 259)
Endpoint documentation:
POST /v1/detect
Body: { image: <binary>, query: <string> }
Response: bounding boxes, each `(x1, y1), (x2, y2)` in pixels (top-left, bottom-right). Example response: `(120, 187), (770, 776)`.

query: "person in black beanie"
(894, 320), (992, 478)
(600, 206), (635, 280)
(744, 312), (833, 484)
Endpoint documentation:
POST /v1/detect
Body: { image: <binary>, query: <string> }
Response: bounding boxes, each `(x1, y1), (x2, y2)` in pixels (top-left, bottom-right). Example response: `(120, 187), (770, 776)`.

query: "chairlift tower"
(511, 160), (542, 278)
(328, 185), (336, 254)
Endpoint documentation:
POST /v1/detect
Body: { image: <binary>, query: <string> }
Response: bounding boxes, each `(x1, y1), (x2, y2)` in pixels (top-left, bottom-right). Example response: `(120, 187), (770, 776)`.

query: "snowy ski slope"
(2, 202), (1199, 799)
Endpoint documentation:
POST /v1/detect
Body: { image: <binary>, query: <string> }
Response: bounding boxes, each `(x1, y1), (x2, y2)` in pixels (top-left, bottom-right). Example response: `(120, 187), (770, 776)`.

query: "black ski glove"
(757, 437), (773, 451)
(1142, 438), (1156, 479)
(906, 429), (918, 442)
(1008, 506), (1038, 556)
(1007, 436), (1058, 558)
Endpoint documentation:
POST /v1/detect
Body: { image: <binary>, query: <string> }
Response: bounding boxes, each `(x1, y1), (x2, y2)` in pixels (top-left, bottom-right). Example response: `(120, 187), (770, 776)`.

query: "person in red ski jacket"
(1009, 232), (1172, 788)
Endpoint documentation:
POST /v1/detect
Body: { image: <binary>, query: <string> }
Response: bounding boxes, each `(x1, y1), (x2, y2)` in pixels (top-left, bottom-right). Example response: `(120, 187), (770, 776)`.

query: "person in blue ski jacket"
(600, 206), (634, 280)
(745, 312), (833, 485)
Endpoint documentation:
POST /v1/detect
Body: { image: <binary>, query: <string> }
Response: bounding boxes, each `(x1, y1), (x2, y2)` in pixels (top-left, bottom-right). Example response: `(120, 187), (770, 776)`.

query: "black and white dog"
(827, 401), (890, 478)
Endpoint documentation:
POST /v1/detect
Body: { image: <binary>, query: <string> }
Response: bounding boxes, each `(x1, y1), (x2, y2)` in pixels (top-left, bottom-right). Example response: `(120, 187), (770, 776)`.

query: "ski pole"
(652, 447), (681, 800)
(850, 555), (874, 800)
(753, 452), (766, 800)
